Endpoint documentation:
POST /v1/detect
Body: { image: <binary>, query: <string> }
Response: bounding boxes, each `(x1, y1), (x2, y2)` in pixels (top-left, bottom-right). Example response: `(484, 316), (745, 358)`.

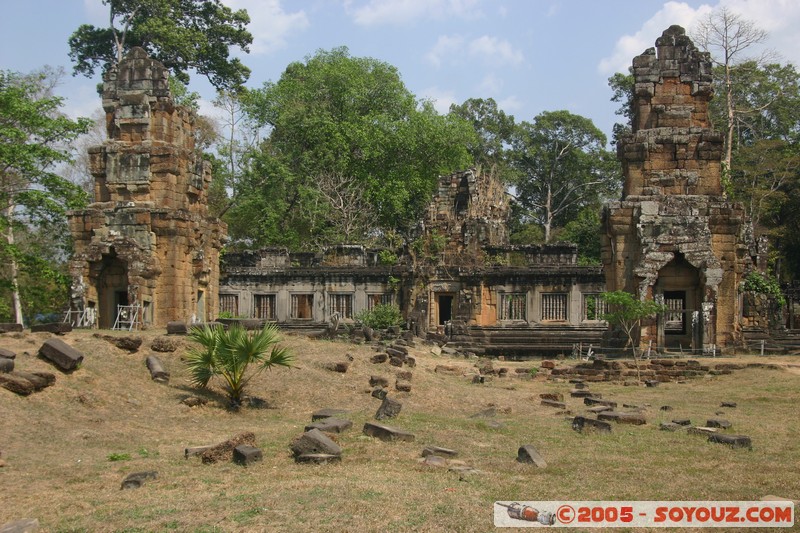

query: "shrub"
(355, 303), (403, 330)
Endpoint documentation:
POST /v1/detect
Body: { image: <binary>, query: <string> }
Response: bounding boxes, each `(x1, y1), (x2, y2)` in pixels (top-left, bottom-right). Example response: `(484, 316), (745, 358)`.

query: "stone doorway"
(436, 293), (454, 325)
(97, 252), (129, 329)
(655, 255), (702, 351)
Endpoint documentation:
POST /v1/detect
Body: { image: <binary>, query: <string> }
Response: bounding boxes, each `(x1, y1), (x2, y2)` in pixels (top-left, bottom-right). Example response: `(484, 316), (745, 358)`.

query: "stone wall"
(68, 48), (226, 328)
(602, 26), (752, 352)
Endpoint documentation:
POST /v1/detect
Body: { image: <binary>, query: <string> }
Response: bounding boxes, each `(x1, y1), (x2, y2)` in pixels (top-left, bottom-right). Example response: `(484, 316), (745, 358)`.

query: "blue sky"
(2, 0), (799, 143)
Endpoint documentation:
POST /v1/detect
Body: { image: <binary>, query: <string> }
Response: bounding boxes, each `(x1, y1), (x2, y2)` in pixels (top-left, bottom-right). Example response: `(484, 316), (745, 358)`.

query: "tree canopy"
(224, 47), (475, 248)
(68, 0), (252, 91)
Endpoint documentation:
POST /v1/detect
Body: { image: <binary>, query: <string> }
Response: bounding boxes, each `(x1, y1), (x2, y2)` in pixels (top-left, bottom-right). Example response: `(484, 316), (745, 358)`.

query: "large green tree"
(509, 110), (619, 243)
(449, 97), (516, 178)
(0, 69), (91, 323)
(68, 0), (252, 91)
(227, 47), (475, 248)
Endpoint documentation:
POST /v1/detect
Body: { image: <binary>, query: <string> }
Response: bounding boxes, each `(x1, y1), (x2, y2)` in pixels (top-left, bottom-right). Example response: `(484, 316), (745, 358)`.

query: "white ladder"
(113, 305), (141, 331)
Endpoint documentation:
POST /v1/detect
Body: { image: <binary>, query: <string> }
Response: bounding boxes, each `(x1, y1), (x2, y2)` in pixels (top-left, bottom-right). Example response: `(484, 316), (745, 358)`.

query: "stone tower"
(68, 48), (227, 328)
(602, 26), (751, 352)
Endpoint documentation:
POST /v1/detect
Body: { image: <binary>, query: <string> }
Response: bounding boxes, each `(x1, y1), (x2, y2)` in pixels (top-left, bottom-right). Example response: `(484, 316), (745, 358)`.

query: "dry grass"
(1, 328), (799, 532)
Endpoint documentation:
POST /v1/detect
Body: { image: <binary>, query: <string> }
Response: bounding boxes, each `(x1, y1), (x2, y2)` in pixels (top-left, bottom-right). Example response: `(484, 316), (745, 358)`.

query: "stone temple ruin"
(66, 30), (779, 355)
(67, 48), (226, 329)
(602, 26), (751, 353)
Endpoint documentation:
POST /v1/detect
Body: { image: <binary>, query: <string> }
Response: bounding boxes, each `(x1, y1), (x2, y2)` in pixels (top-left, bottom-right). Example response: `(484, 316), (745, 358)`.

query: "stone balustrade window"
(499, 293), (527, 321)
(583, 294), (606, 321)
(329, 293), (354, 319)
(541, 293), (567, 321)
(291, 294), (314, 320)
(367, 293), (393, 310)
(219, 294), (239, 317)
(253, 294), (276, 320)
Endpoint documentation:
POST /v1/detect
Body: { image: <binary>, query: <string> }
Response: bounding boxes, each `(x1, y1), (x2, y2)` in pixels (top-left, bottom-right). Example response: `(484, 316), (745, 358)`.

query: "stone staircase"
(741, 328), (800, 355)
(445, 324), (607, 359)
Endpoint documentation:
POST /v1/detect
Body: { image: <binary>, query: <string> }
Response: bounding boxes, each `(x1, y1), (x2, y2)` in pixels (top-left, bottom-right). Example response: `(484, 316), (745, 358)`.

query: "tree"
(0, 69), (91, 324)
(228, 47), (475, 248)
(509, 110), (619, 242)
(68, 0), (252, 91)
(607, 70), (634, 146)
(602, 290), (666, 381)
(449, 97), (515, 177)
(692, 7), (771, 175)
(185, 323), (293, 408)
(557, 208), (603, 265)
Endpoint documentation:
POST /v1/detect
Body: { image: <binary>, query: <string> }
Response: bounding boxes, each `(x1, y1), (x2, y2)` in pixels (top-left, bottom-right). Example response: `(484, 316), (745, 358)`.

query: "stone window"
(499, 293), (527, 321)
(219, 293), (238, 316)
(291, 294), (314, 320)
(664, 291), (686, 334)
(367, 293), (393, 310)
(253, 294), (276, 320)
(583, 294), (606, 321)
(329, 293), (353, 319)
(541, 293), (567, 321)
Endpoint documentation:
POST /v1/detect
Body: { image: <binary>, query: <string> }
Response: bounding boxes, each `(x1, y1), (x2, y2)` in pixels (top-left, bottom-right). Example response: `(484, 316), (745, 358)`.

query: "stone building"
(67, 48), (226, 328)
(602, 26), (752, 353)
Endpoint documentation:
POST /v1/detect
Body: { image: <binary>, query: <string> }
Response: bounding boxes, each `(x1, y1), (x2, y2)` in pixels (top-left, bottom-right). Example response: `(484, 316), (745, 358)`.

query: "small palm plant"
(185, 323), (293, 408)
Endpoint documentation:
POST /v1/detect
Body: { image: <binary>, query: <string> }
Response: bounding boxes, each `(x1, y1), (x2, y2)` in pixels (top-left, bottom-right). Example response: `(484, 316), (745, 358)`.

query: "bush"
(355, 304), (403, 330)
(742, 272), (786, 306)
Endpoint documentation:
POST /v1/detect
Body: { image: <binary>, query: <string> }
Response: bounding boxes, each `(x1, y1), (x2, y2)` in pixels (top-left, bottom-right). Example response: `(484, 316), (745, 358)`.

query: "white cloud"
(346, 0), (482, 26)
(477, 73), (503, 94)
(598, 1), (712, 74)
(599, 0), (800, 75)
(224, 0), (309, 54)
(418, 86), (458, 114)
(425, 34), (523, 68)
(469, 35), (524, 66)
(497, 95), (523, 113)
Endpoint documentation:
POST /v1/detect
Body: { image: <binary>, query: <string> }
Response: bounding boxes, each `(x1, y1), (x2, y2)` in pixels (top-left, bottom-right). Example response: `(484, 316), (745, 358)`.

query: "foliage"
(602, 290), (666, 380)
(185, 323), (293, 408)
(607, 70), (634, 146)
(355, 303), (403, 330)
(68, 0), (253, 91)
(226, 47), (475, 248)
(378, 250), (398, 265)
(107, 452), (132, 462)
(0, 69), (91, 323)
(556, 208), (603, 265)
(742, 271), (786, 306)
(449, 97), (516, 179)
(509, 110), (620, 242)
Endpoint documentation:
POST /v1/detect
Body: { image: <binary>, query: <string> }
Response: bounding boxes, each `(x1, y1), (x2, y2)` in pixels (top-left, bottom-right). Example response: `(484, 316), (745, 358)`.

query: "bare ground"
(1, 328), (799, 532)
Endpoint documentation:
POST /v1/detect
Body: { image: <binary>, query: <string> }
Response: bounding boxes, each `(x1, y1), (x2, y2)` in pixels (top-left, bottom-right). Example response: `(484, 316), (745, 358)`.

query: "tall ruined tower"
(68, 48), (227, 328)
(602, 26), (751, 352)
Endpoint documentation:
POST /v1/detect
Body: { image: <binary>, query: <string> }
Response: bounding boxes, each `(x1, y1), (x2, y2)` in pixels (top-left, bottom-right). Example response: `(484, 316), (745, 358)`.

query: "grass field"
(1, 328), (798, 532)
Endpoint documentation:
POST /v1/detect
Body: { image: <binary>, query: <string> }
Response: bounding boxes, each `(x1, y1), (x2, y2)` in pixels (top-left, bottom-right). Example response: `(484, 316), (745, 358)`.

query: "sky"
(2, 0), (800, 144)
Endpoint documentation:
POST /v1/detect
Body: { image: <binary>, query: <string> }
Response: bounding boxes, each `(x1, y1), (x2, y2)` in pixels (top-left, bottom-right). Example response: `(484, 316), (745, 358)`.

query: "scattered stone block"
(472, 375), (487, 384)
(688, 426), (718, 436)
(420, 455), (448, 467)
(145, 355), (169, 383)
(323, 361), (349, 373)
(371, 387), (387, 400)
(405, 356), (416, 367)
(645, 380), (660, 387)
(660, 405), (673, 411)
(586, 405), (612, 414)
(375, 396), (402, 419)
(0, 373), (34, 396)
(720, 401), (737, 408)
(201, 432), (256, 464)
(672, 418), (692, 426)
(184, 445), (212, 458)
(708, 434), (752, 449)
(97, 334), (142, 352)
(233, 445), (263, 466)
(150, 336), (179, 352)
(362, 422), (415, 442)
(540, 360), (556, 369)
(0, 348), (15, 359)
(0, 518), (39, 533)
(386, 347), (407, 359)
(31, 322), (71, 334)
(12, 372), (53, 392)
(166, 321), (188, 335)
(541, 399), (566, 409)
(517, 445), (547, 467)
(311, 408), (348, 421)
(295, 453), (341, 464)
(120, 470), (157, 489)
(0, 323), (23, 334)
(659, 422), (684, 431)
(38, 339), (83, 372)
(396, 370), (412, 381)
(369, 376), (389, 388)
(571, 416), (612, 433)
(430, 346), (442, 356)
(370, 353), (388, 364)
(0, 358), (14, 373)
(540, 392), (564, 402)
(422, 446), (457, 458)
(389, 356), (404, 367)
(706, 418), (731, 429)
(584, 397), (617, 408)
(598, 412), (647, 425)
(291, 428), (342, 458)
(395, 380), (412, 392)
(570, 389), (596, 398)
(305, 418), (353, 433)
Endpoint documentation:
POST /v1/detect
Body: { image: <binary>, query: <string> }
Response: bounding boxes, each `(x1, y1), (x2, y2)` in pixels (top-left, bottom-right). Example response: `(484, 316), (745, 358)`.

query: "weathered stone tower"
(68, 48), (226, 328)
(602, 26), (751, 352)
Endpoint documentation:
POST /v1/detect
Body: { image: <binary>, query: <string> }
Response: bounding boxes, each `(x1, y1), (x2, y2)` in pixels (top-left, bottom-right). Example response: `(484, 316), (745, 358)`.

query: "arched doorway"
(654, 254), (702, 351)
(96, 251), (129, 329)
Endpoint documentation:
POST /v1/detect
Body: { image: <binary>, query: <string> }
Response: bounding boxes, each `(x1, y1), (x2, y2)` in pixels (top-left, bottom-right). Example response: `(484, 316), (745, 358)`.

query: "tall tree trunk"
(724, 61), (735, 178)
(3, 209), (23, 324)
